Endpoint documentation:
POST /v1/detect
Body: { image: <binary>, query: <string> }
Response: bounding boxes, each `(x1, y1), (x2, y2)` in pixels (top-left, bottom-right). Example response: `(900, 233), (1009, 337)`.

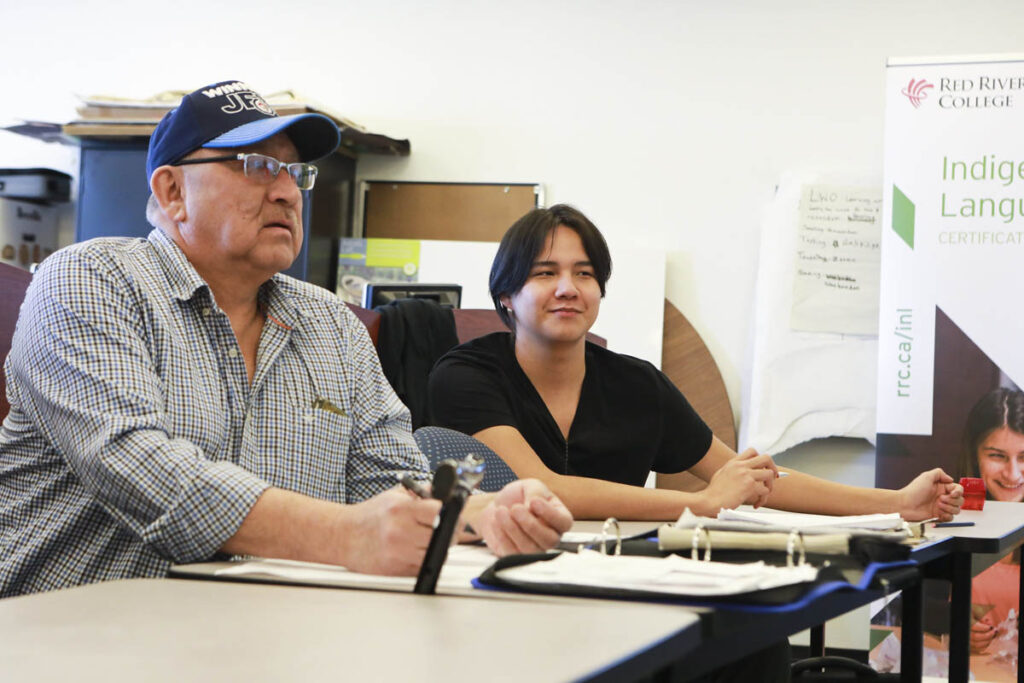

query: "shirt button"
(228, 348), (239, 358)
(202, 307), (211, 316)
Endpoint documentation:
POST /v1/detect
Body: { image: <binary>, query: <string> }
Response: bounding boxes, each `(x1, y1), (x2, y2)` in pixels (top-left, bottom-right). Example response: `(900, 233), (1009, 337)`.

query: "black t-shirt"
(427, 332), (713, 487)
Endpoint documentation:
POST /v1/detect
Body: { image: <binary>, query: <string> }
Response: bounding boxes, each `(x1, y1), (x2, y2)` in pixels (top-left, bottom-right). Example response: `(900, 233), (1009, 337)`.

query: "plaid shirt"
(0, 229), (428, 597)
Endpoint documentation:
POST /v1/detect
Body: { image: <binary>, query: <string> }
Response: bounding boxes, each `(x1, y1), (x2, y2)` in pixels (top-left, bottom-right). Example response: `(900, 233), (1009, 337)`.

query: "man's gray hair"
(145, 194), (165, 229)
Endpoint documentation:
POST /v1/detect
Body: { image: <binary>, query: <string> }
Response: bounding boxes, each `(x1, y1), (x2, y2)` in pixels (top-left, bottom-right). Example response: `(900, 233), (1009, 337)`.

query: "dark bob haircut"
(489, 204), (612, 330)
(958, 387), (1024, 499)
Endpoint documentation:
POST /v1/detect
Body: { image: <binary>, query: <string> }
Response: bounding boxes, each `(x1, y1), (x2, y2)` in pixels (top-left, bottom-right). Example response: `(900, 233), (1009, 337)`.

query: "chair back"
(0, 263), (33, 420)
(413, 426), (518, 493)
(345, 303), (381, 345)
(452, 308), (606, 347)
(345, 303), (606, 350)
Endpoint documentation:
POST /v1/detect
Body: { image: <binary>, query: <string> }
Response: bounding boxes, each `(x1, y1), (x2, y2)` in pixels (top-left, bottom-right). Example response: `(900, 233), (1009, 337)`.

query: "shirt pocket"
(246, 393), (352, 502)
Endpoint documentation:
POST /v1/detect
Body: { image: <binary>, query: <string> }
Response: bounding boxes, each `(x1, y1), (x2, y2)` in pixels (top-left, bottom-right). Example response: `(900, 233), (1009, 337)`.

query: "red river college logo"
(901, 78), (933, 108)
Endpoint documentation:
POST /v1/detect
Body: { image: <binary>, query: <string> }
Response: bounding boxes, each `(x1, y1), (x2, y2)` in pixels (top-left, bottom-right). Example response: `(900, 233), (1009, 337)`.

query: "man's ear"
(150, 167), (187, 222)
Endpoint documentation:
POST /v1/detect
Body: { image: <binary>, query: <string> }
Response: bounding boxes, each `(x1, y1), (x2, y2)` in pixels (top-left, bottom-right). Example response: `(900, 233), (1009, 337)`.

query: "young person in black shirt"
(429, 204), (964, 522)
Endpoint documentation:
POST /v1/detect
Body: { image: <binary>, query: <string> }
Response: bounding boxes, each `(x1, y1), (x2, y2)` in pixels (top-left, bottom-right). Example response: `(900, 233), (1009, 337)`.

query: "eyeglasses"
(172, 153), (319, 190)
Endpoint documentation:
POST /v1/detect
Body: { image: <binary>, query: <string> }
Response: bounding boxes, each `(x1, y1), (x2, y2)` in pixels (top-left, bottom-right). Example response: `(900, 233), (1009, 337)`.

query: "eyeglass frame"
(170, 152), (319, 190)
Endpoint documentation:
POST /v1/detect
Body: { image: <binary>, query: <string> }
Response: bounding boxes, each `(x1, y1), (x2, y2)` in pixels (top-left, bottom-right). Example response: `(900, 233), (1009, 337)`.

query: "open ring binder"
(600, 518), (622, 556)
(786, 530), (807, 568)
(691, 525), (711, 562)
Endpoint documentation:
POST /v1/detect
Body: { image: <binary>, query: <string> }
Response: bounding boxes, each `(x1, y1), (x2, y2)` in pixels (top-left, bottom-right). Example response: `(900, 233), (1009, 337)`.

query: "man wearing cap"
(0, 81), (571, 597)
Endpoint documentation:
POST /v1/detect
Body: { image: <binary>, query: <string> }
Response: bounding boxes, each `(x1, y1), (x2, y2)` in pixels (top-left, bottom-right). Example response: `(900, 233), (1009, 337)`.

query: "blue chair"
(413, 426), (518, 492)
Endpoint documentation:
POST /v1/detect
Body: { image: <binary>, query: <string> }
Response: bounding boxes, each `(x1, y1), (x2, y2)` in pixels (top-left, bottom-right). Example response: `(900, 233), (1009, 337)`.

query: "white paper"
(215, 544), (496, 591)
(716, 507), (903, 531)
(791, 184), (882, 335)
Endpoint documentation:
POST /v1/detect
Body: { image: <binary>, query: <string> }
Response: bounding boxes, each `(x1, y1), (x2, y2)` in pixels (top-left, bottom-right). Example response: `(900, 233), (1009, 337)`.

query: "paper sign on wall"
(791, 184), (882, 335)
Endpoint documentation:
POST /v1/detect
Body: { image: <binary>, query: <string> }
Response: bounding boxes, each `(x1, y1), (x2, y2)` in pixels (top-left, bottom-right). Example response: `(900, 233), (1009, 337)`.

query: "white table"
(0, 576), (701, 683)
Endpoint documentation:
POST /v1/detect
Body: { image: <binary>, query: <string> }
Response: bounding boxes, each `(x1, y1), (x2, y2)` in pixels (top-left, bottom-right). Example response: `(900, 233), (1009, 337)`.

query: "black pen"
(398, 474), (431, 499)
(399, 473), (478, 536)
(934, 521), (975, 528)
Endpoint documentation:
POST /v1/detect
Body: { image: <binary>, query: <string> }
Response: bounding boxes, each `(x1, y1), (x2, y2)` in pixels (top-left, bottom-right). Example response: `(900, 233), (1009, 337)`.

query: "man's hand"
(337, 487), (442, 575)
(701, 448), (778, 514)
(474, 479), (573, 556)
(898, 468), (964, 522)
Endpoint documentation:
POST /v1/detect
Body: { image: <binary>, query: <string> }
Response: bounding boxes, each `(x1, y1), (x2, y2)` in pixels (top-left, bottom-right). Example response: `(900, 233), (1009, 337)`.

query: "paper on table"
(495, 549), (817, 597)
(559, 531), (610, 545)
(716, 507), (903, 531)
(214, 544), (496, 592)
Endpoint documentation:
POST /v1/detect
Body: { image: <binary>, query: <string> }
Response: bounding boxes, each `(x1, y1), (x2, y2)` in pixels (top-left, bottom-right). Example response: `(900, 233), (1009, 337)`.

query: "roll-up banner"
(873, 54), (1024, 682)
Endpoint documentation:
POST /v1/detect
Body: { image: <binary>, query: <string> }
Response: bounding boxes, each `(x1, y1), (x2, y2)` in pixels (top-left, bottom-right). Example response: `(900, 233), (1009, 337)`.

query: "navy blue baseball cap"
(146, 80), (341, 180)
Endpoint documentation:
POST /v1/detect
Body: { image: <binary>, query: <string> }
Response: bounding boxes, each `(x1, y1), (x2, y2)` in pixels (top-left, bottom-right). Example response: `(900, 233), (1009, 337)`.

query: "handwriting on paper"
(791, 185), (882, 336)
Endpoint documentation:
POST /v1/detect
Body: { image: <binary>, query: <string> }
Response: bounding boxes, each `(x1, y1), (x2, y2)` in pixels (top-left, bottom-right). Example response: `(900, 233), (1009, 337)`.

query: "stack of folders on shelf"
(63, 90), (365, 139)
(475, 509), (917, 605)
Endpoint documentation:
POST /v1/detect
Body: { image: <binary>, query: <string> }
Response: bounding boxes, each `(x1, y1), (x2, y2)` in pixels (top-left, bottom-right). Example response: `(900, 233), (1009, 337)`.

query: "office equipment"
(363, 282), (462, 309)
(477, 517), (915, 612)
(0, 168), (71, 203)
(0, 198), (61, 270)
(660, 526), (852, 556)
(480, 549), (820, 599)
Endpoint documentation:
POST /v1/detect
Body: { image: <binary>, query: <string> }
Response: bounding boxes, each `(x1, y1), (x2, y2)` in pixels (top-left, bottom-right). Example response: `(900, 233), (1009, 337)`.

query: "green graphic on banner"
(892, 185), (915, 249)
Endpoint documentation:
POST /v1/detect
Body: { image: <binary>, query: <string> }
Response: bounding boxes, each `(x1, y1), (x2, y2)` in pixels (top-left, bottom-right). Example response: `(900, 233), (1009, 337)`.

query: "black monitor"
(362, 283), (462, 309)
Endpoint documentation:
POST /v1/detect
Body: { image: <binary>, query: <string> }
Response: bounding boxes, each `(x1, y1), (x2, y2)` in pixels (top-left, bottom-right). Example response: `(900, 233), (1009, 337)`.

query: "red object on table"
(959, 477), (985, 511)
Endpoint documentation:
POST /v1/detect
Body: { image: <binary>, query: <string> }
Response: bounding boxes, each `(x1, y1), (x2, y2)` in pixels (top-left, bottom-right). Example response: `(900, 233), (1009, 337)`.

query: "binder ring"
(786, 530), (807, 567)
(690, 525), (711, 562)
(600, 517), (621, 556)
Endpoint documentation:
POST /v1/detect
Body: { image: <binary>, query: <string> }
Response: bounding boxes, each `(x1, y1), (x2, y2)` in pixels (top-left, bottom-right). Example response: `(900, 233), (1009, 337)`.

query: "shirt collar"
(147, 228), (303, 328)
(147, 228), (211, 303)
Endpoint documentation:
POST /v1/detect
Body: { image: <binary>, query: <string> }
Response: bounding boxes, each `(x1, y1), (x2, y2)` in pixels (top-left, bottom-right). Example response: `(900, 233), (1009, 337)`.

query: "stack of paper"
(716, 508), (904, 531)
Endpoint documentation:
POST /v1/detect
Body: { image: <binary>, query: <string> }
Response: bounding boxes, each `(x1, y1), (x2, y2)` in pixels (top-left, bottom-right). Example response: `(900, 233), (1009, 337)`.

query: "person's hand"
(970, 618), (997, 654)
(700, 448), (779, 513)
(337, 487), (442, 575)
(898, 468), (964, 522)
(474, 479), (573, 556)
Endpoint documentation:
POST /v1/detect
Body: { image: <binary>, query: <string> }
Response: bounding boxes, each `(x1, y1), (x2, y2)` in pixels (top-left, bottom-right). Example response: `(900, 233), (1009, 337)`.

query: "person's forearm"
(221, 487), (352, 564)
(765, 470), (901, 515)
(534, 473), (709, 521)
